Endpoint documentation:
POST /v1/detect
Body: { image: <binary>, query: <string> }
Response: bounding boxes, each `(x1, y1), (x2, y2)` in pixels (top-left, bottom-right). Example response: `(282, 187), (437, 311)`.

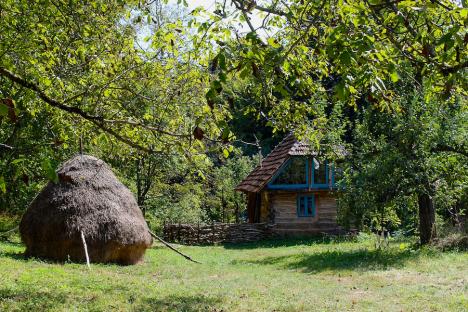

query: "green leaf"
(460, 9), (468, 19)
(267, 37), (280, 48)
(218, 52), (227, 71)
(335, 81), (348, 101)
(0, 176), (6, 194)
(211, 80), (223, 93)
(390, 71), (399, 83)
(219, 71), (227, 83)
(42, 78), (52, 87)
(0, 103), (8, 116)
(340, 50), (352, 66)
(239, 67), (250, 79)
(222, 149), (229, 158)
(41, 159), (58, 183)
(348, 85), (357, 94)
(206, 88), (216, 99)
(221, 127), (230, 141)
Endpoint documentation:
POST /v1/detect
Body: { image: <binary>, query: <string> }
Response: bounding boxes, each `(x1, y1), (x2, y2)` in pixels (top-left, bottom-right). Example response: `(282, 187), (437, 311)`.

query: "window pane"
(307, 197), (314, 216)
(271, 157), (307, 185)
(298, 197), (305, 216)
(314, 161), (327, 185)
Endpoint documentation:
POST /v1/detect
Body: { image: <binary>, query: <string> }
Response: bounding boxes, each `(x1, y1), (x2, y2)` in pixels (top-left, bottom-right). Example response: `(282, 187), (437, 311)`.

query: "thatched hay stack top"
(20, 154), (152, 265)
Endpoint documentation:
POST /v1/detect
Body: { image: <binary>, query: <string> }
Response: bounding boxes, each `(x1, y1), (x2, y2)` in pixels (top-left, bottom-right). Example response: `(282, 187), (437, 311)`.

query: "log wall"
(267, 190), (340, 236)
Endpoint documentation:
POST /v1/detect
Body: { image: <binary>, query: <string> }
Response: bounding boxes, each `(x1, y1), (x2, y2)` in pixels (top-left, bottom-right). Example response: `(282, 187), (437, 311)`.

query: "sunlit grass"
(0, 237), (466, 311)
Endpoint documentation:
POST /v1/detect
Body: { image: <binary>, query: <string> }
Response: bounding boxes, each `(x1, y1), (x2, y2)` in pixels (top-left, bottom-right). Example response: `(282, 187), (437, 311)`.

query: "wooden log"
(149, 230), (200, 264)
(0, 226), (19, 238)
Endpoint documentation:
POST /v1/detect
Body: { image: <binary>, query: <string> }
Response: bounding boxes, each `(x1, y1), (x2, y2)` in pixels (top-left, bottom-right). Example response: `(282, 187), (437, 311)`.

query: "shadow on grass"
(0, 248), (87, 265)
(232, 248), (429, 273)
(223, 235), (355, 250)
(0, 246), (65, 264)
(0, 287), (70, 310)
(0, 250), (26, 261)
(135, 294), (223, 312)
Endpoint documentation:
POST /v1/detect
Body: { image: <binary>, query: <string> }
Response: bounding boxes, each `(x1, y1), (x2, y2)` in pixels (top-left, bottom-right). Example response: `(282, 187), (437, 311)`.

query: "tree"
(340, 91), (467, 244)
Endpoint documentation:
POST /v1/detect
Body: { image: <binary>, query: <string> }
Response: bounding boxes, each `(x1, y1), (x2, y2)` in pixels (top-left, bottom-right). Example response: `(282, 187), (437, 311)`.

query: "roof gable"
(236, 134), (315, 193)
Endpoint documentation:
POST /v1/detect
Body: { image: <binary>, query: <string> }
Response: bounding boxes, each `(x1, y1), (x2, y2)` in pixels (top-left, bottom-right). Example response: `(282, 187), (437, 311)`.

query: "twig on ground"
(148, 230), (201, 264)
(0, 226), (19, 238)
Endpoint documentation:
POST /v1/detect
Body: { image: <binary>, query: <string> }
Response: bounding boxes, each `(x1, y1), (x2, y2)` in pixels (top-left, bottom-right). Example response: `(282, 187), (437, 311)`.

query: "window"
(269, 157), (308, 188)
(297, 195), (315, 217)
(312, 160), (329, 188)
(268, 157), (337, 190)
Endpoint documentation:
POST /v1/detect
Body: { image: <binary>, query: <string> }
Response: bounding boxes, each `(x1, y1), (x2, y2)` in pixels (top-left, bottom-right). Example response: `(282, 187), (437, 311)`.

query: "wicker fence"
(163, 222), (273, 245)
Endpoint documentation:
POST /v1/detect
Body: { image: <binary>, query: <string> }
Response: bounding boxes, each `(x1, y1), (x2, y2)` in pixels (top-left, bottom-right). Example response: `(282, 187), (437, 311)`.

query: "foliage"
(0, 0), (221, 151)
(0, 213), (19, 232)
(0, 0), (229, 217)
(339, 91), (467, 235)
(433, 233), (468, 251)
(201, 0), (467, 137)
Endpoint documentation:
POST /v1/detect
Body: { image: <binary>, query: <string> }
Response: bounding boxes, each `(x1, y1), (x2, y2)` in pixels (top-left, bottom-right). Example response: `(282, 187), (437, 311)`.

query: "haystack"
(20, 155), (153, 265)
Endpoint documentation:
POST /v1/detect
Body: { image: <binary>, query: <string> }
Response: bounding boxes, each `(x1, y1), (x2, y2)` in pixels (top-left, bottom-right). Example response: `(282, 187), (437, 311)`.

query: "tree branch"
(0, 143), (14, 150)
(253, 3), (287, 17)
(0, 67), (190, 152)
(0, 67), (103, 121)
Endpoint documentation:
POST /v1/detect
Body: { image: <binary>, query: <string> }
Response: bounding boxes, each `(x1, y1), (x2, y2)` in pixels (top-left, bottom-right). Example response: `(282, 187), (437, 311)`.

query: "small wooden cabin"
(236, 134), (342, 236)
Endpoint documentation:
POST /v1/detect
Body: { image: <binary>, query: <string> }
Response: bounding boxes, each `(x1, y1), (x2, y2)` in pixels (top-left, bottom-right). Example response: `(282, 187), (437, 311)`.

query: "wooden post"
(79, 136), (83, 155)
(177, 222), (181, 243)
(211, 223), (215, 244)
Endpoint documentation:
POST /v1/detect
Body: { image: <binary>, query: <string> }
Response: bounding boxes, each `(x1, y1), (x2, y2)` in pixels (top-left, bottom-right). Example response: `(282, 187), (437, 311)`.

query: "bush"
(0, 213), (19, 232)
(433, 233), (468, 251)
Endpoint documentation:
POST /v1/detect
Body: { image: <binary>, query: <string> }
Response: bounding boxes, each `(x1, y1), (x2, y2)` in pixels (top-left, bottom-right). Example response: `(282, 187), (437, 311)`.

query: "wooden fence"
(163, 222), (273, 244)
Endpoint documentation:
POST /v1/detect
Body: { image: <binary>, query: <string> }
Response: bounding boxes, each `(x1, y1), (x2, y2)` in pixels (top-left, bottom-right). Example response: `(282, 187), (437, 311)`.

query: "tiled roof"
(236, 134), (315, 193)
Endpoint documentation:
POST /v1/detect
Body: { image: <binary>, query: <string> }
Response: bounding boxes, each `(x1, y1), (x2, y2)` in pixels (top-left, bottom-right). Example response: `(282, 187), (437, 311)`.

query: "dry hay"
(20, 155), (152, 265)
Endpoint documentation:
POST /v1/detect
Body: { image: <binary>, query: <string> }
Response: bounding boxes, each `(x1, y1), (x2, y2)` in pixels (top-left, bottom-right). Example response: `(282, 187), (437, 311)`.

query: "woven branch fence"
(163, 223), (274, 245)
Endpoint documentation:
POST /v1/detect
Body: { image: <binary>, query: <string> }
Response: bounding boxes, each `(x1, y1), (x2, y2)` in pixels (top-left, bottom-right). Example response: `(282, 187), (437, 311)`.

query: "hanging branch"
(148, 230), (201, 264)
(0, 67), (190, 153)
(0, 143), (14, 150)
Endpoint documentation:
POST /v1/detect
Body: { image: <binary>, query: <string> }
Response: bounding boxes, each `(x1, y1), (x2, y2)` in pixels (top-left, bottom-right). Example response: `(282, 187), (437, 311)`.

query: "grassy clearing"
(0, 236), (467, 312)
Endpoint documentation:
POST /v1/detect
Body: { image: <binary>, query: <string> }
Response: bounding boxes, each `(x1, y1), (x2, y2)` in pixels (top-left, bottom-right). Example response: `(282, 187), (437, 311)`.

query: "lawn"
(0, 236), (466, 312)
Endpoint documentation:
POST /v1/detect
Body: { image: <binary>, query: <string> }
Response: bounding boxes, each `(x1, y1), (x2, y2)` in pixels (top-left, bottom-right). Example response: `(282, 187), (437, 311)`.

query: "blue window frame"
(267, 157), (337, 190)
(268, 157), (309, 189)
(297, 195), (316, 217)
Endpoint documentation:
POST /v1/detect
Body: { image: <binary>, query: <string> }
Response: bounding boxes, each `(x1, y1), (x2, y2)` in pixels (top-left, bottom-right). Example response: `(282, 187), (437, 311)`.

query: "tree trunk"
(418, 193), (436, 245)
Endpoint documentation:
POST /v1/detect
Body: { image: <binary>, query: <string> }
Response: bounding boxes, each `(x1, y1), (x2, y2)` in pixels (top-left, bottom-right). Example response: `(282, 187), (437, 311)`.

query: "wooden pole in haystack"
(80, 231), (91, 269)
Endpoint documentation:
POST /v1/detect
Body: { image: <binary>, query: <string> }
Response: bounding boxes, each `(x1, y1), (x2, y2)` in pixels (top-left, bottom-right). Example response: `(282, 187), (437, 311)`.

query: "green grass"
(0, 237), (467, 312)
